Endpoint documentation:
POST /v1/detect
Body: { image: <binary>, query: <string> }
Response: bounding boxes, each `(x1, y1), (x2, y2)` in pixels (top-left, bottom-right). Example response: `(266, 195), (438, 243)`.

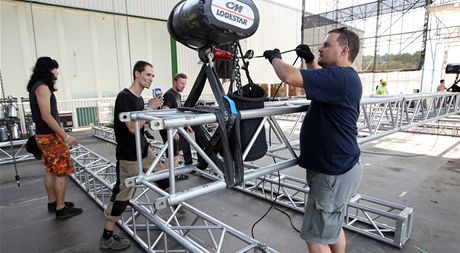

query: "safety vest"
(376, 84), (387, 95)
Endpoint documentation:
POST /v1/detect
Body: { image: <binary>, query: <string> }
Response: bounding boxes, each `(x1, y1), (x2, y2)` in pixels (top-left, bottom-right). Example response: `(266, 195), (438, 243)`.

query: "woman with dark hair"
(28, 57), (83, 219)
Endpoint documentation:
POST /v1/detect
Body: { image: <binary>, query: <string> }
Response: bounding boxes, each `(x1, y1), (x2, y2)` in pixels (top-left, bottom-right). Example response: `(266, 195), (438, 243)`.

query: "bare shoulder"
(35, 84), (51, 97)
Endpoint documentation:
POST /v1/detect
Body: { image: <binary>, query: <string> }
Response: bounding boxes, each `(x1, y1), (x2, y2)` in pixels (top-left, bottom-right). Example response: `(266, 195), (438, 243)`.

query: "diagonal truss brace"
(69, 144), (277, 253)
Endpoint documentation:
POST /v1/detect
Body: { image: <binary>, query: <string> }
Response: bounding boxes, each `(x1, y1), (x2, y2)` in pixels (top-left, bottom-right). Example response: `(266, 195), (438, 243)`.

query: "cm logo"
(226, 1), (243, 13)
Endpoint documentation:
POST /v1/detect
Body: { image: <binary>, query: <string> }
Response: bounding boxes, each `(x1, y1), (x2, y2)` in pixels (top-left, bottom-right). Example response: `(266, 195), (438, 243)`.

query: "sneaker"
(175, 174), (189, 181)
(48, 201), (74, 212)
(100, 234), (130, 250)
(55, 206), (83, 220)
(156, 179), (170, 191)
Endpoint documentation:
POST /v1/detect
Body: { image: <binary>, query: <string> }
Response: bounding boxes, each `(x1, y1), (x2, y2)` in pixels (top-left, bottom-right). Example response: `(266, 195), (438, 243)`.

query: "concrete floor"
(1, 129), (459, 253)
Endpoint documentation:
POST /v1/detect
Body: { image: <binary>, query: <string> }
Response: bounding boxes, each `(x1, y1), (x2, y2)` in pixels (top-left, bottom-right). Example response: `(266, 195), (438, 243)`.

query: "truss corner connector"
(155, 196), (169, 210)
(257, 243), (269, 253)
(124, 177), (138, 188)
(119, 112), (131, 122)
(150, 119), (165, 130)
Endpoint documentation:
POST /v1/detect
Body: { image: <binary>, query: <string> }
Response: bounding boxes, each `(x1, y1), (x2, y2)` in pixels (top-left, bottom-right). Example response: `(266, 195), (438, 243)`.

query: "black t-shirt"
(162, 88), (181, 109)
(160, 88), (182, 143)
(29, 82), (60, 134)
(298, 66), (362, 175)
(114, 88), (148, 161)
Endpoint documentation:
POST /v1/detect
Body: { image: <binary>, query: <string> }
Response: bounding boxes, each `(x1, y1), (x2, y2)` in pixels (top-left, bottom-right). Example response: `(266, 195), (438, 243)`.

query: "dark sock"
(103, 229), (113, 240)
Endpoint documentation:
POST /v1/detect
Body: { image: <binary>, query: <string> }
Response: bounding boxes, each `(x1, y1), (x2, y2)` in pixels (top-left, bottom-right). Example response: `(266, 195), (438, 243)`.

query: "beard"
(318, 57), (335, 67)
(318, 60), (328, 67)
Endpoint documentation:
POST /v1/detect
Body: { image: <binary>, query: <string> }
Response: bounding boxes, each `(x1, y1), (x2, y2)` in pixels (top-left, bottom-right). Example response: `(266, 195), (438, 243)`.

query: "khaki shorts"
(104, 148), (164, 222)
(300, 162), (362, 244)
(35, 134), (74, 176)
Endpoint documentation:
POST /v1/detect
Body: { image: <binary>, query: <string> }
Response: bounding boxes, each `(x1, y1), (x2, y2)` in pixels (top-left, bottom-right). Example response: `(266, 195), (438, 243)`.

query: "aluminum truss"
(266, 92), (460, 147)
(0, 139), (34, 165)
(405, 114), (460, 136)
(357, 93), (460, 143)
(233, 172), (413, 248)
(92, 125), (116, 144)
(88, 92), (459, 250)
(69, 144), (277, 253)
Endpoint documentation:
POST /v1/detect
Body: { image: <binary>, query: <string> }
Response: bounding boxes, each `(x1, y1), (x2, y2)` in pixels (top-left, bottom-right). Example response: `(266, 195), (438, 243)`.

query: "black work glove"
(295, 44), (315, 64)
(263, 49), (282, 63)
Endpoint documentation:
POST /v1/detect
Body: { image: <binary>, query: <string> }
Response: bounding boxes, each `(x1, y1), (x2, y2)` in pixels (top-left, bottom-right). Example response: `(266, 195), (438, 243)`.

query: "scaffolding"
(301, 0), (460, 95)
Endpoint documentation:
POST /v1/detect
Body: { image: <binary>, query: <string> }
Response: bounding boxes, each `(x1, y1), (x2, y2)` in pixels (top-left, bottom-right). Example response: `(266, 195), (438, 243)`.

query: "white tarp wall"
(1, 0), (175, 99)
(1, 0), (302, 100)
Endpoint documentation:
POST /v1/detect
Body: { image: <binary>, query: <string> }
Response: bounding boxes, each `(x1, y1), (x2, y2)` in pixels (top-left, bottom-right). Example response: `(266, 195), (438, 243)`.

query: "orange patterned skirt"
(35, 134), (74, 176)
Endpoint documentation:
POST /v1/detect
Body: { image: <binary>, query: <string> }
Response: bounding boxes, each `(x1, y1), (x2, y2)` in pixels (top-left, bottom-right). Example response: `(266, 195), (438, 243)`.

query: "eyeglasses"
(337, 27), (350, 48)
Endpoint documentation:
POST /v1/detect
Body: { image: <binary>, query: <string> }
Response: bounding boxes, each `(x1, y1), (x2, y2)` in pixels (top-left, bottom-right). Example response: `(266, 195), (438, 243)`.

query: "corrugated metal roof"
(28, 0), (181, 20)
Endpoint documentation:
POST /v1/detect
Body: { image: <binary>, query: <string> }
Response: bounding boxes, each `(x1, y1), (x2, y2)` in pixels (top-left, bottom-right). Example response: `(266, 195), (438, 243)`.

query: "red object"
(213, 48), (233, 60)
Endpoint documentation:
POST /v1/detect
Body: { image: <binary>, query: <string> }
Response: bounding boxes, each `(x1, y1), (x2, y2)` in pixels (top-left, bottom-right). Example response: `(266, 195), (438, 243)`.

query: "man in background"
(376, 79), (389, 95)
(437, 79), (446, 92)
(160, 73), (193, 179)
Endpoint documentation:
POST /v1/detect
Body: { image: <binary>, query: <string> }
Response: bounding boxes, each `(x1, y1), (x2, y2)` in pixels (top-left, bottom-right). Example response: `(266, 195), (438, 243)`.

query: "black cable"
(271, 56), (300, 101)
(252, 48), (296, 59)
(274, 206), (301, 233)
(251, 108), (301, 238)
(251, 50), (303, 239)
(250, 172), (281, 239)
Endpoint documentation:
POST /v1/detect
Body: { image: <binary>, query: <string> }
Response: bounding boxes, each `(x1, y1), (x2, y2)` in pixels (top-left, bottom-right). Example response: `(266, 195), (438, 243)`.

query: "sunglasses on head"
(337, 27), (350, 48)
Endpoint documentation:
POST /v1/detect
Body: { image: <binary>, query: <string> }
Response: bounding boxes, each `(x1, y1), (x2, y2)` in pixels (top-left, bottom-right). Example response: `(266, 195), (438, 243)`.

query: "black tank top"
(29, 82), (60, 134)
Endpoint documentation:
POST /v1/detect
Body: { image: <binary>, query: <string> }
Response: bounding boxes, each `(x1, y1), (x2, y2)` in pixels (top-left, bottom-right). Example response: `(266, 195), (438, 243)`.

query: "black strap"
(179, 62), (244, 187)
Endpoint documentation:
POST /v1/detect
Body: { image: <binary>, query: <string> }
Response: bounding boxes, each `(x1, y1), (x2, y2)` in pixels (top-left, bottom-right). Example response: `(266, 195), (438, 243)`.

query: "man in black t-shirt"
(99, 61), (165, 250)
(160, 73), (193, 169)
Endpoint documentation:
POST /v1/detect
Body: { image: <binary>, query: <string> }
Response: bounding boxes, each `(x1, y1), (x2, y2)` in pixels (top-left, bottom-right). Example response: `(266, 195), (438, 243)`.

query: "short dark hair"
(26, 57), (59, 92)
(329, 27), (360, 63)
(440, 79), (445, 83)
(132, 61), (153, 81)
(173, 73), (187, 81)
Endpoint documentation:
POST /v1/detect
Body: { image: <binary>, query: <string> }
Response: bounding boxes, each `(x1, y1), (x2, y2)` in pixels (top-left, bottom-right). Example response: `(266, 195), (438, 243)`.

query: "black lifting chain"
(229, 42), (243, 95)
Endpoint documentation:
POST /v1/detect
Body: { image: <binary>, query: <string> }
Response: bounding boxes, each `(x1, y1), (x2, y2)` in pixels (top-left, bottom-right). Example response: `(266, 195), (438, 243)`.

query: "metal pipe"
(268, 116), (298, 159)
(242, 116), (268, 161)
(134, 120), (143, 178)
(167, 128), (176, 194)
(140, 165), (195, 182)
(154, 159), (298, 209)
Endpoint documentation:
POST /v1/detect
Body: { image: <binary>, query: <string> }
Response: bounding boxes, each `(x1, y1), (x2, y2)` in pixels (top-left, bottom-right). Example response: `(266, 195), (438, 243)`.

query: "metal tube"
(142, 165), (195, 182)
(144, 142), (168, 176)
(242, 116), (268, 161)
(155, 159), (298, 209)
(268, 116), (298, 159)
(134, 120), (143, 178)
(167, 128), (176, 194)
(287, 112), (303, 141)
(122, 94), (459, 131)
(124, 103), (309, 129)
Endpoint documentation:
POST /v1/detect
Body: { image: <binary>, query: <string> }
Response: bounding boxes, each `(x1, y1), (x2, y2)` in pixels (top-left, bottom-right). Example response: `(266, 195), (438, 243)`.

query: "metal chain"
(231, 42), (243, 93)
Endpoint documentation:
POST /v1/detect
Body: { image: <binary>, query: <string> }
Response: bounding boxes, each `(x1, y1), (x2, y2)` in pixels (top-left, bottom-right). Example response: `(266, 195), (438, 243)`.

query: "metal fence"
(18, 97), (118, 132)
